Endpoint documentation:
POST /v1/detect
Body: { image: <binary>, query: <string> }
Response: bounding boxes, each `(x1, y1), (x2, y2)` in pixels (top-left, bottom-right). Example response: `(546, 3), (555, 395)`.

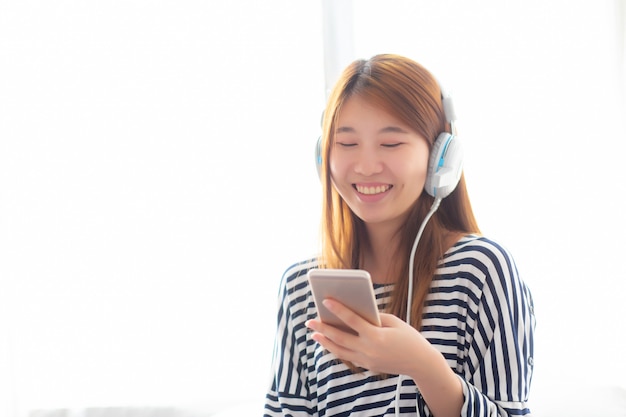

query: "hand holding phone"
(307, 268), (381, 335)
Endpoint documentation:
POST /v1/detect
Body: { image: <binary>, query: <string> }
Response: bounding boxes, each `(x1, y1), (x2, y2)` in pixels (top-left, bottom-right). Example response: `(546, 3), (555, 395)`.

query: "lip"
(353, 183), (393, 203)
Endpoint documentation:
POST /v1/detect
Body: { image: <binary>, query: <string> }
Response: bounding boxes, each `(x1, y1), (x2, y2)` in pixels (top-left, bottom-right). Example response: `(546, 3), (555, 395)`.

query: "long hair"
(318, 54), (480, 331)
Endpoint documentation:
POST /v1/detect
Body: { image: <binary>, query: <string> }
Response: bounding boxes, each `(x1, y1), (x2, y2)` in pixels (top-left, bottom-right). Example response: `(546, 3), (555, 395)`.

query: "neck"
(361, 223), (402, 284)
(361, 220), (466, 285)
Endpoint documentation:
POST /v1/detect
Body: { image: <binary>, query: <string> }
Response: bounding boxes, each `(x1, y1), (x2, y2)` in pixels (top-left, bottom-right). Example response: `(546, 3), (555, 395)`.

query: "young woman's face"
(329, 95), (430, 230)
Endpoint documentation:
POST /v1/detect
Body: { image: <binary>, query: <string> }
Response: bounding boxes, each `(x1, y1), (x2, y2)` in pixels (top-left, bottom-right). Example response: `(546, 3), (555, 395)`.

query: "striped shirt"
(264, 235), (536, 416)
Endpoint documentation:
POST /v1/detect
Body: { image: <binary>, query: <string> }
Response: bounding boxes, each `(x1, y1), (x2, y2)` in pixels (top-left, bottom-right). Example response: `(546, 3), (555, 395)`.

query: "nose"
(354, 147), (383, 176)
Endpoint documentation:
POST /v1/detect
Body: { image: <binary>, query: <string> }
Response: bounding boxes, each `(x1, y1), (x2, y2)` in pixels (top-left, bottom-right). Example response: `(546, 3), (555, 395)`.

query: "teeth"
(356, 185), (391, 195)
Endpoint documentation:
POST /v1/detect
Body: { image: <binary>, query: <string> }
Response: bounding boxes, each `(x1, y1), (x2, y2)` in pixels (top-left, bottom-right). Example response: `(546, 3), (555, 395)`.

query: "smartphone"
(307, 268), (381, 335)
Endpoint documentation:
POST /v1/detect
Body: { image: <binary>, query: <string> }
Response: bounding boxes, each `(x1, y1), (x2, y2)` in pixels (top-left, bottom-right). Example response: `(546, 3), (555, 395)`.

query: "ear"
(424, 132), (464, 198)
(315, 136), (322, 179)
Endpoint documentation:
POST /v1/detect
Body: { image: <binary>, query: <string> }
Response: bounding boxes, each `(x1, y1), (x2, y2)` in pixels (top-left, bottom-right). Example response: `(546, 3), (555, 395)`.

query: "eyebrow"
(335, 126), (410, 134)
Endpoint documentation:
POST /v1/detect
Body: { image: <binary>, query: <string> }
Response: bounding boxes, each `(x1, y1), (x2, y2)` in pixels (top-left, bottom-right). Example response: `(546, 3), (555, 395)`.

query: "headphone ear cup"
(315, 136), (322, 179)
(425, 132), (464, 198)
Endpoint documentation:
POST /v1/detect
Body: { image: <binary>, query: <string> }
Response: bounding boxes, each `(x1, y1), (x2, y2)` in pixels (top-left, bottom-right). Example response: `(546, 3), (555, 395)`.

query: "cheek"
(328, 154), (344, 179)
(327, 156), (342, 190)
(413, 151), (430, 179)
(399, 164), (429, 198)
(398, 156), (429, 182)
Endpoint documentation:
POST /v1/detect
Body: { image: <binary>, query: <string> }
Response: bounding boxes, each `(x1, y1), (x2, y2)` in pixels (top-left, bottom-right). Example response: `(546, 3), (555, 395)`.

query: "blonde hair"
(318, 54), (480, 330)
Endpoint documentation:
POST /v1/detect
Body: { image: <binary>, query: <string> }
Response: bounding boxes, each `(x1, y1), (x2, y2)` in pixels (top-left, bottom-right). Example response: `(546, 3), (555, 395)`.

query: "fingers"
(306, 298), (374, 365)
(306, 298), (361, 340)
(305, 316), (356, 346)
(322, 298), (369, 334)
(307, 308), (425, 375)
(306, 318), (359, 362)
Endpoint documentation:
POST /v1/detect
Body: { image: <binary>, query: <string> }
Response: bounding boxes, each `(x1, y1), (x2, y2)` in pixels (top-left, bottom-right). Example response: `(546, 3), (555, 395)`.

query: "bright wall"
(0, 1), (624, 416)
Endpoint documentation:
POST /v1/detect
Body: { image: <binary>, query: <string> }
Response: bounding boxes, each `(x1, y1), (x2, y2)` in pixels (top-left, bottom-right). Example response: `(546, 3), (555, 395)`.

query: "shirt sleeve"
(264, 265), (317, 416)
(459, 242), (536, 416)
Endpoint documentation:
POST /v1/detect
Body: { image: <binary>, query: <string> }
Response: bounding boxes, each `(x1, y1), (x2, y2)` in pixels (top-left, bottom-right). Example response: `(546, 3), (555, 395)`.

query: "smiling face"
(329, 95), (430, 232)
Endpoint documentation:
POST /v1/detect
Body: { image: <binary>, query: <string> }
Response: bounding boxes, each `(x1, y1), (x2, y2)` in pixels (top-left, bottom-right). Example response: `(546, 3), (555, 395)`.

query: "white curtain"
(0, 1), (325, 415)
(1, 1), (624, 416)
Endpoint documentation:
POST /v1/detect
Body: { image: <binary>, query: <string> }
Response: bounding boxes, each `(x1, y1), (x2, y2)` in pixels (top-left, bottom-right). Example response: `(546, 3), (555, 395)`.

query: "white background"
(1, 1), (625, 416)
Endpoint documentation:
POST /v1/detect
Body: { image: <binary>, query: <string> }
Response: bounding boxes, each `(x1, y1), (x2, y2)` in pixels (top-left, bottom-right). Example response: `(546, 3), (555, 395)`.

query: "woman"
(264, 54), (535, 416)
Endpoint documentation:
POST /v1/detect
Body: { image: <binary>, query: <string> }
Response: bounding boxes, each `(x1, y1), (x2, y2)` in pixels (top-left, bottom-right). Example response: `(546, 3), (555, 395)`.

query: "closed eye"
(381, 143), (403, 148)
(336, 142), (357, 147)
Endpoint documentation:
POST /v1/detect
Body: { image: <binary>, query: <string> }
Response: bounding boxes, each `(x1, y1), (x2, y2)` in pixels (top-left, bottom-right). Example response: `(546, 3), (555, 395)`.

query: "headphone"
(315, 87), (464, 200)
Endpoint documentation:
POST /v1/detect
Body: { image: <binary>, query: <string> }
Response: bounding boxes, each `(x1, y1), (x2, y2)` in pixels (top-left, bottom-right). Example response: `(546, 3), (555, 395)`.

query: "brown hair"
(318, 54), (480, 330)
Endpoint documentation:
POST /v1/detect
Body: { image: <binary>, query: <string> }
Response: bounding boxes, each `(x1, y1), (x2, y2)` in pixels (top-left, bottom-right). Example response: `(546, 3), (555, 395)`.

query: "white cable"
(394, 197), (442, 415)
(406, 197), (442, 326)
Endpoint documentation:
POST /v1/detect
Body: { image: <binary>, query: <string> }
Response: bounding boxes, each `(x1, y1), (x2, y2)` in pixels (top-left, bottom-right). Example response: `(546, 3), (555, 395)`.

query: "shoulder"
(443, 234), (518, 273)
(438, 234), (527, 299)
(273, 259), (321, 332)
(277, 258), (319, 307)
(280, 258), (319, 289)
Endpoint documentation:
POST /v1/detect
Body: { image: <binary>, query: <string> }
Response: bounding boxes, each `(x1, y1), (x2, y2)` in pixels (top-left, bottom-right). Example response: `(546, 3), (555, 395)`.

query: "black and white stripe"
(265, 235), (536, 416)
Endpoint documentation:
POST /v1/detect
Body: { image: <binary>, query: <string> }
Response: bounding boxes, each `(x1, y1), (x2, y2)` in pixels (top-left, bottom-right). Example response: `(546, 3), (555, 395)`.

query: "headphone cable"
(394, 197), (442, 415)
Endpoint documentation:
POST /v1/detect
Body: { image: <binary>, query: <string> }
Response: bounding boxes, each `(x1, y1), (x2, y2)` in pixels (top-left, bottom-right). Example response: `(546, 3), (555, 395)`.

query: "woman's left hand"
(305, 298), (431, 377)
